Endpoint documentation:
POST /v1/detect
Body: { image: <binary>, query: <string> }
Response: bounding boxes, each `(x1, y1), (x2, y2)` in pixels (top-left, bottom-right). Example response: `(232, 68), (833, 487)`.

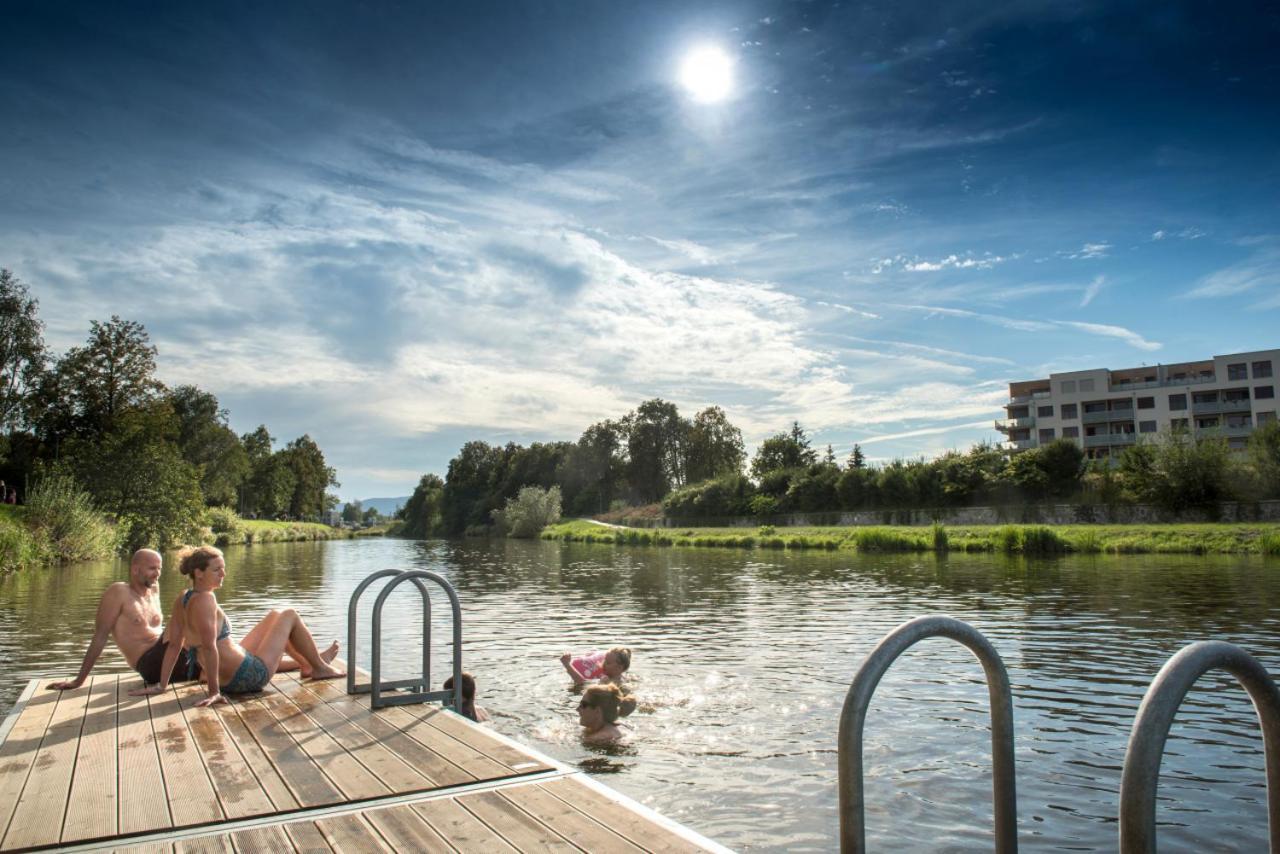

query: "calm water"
(2, 538), (1279, 851)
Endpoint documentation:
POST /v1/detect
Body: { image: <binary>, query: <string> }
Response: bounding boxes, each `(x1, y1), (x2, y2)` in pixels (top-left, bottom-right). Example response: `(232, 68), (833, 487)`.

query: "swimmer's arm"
(560, 653), (587, 685)
(50, 584), (125, 690)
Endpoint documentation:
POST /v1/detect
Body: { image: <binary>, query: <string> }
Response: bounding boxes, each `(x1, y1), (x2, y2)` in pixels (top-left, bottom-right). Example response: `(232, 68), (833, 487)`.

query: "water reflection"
(1, 540), (1278, 851)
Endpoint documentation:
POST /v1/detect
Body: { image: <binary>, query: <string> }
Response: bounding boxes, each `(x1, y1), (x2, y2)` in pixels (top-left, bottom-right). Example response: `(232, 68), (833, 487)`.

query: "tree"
(281, 435), (339, 519)
(492, 485), (562, 538)
(0, 269), (47, 437)
(342, 500), (363, 523)
(169, 385), (249, 506)
(1247, 422), (1280, 499)
(847, 444), (866, 470)
(750, 421), (817, 479)
(400, 473), (445, 538)
(685, 406), (745, 484)
(56, 316), (164, 438)
(624, 399), (689, 503)
(558, 420), (626, 514)
(1038, 438), (1086, 499)
(361, 505), (382, 525)
(442, 441), (504, 534)
(239, 426), (295, 518)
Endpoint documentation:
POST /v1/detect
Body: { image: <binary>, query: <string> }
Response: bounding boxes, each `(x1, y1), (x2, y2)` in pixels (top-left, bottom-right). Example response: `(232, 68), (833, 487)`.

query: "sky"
(2, 1), (1278, 501)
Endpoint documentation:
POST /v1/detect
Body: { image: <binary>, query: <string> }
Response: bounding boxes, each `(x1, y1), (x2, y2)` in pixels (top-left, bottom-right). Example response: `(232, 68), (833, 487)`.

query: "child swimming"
(577, 683), (635, 744)
(443, 672), (490, 722)
(560, 646), (631, 685)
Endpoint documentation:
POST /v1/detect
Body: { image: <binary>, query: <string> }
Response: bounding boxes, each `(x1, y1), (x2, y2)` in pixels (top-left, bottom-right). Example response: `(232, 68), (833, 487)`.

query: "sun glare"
(678, 45), (734, 103)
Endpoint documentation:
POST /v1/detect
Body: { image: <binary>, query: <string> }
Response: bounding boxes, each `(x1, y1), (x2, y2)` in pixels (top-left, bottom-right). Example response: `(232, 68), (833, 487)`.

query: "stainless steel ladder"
(347, 568), (463, 711)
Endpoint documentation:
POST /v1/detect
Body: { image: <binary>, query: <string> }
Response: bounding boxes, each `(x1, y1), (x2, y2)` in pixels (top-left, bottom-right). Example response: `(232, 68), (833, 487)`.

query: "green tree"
(361, 505), (382, 525)
(56, 316), (164, 438)
(685, 406), (745, 484)
(558, 420), (626, 514)
(239, 426), (295, 518)
(1038, 438), (1086, 498)
(623, 399), (689, 503)
(281, 434), (339, 519)
(169, 385), (249, 506)
(492, 485), (562, 538)
(1118, 430), (1234, 513)
(0, 269), (47, 437)
(1246, 422), (1280, 499)
(342, 500), (363, 523)
(847, 444), (866, 470)
(400, 473), (445, 538)
(442, 441), (504, 534)
(750, 421), (817, 479)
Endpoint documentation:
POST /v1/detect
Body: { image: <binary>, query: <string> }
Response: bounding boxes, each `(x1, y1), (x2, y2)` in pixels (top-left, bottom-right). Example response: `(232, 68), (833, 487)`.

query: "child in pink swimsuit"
(560, 646), (631, 685)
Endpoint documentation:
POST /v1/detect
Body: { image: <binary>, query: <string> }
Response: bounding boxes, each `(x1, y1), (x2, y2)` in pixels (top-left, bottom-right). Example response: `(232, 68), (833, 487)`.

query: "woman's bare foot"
(301, 640), (341, 677)
(306, 663), (346, 681)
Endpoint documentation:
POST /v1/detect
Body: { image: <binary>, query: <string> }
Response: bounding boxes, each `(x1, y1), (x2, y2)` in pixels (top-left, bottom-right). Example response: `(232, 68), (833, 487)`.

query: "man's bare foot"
(306, 664), (346, 682)
(300, 641), (341, 677)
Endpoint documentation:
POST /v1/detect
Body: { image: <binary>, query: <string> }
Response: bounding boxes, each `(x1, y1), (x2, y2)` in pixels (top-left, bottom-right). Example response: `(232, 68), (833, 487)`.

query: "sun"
(678, 45), (734, 103)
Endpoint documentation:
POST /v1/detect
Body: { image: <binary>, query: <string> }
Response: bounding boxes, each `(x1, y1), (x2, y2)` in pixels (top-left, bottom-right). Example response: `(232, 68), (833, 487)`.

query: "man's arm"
(49, 585), (126, 691)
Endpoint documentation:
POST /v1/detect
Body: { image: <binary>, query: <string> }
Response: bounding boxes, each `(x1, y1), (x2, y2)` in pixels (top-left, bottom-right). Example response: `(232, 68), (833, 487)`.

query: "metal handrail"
(1119, 641), (1280, 853)
(370, 569), (463, 712)
(838, 616), (1018, 853)
(347, 569), (432, 696)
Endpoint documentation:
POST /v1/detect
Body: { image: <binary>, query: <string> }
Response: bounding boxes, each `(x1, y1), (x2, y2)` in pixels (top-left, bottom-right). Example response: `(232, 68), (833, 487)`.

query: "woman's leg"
(243, 608), (343, 680)
(242, 610), (338, 676)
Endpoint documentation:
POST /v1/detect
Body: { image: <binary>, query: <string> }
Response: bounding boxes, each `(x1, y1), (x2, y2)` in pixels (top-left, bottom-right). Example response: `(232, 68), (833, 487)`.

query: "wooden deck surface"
(0, 671), (726, 853)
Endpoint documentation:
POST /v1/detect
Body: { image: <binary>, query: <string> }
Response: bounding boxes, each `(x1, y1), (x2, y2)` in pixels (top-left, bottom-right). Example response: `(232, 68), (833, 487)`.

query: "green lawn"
(543, 519), (1280, 556)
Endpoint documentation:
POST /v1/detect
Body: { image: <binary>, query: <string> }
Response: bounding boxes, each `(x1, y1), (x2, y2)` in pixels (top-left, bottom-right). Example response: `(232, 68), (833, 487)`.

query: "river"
(2, 538), (1277, 851)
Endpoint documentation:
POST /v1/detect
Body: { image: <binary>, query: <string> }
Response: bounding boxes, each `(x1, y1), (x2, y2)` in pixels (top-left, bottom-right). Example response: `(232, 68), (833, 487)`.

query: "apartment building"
(996, 348), (1279, 459)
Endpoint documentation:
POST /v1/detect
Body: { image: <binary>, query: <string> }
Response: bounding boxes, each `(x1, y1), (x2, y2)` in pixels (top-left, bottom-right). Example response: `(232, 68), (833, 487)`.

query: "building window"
(1063, 426), (1079, 438)
(1137, 397), (1154, 409)
(1079, 378), (1095, 392)
(1197, 417), (1220, 429)
(1060, 380), (1077, 394)
(1084, 401), (1107, 413)
(1254, 360), (1273, 378)
(1229, 437), (1249, 451)
(1139, 420), (1157, 433)
(1258, 411), (1277, 425)
(1169, 393), (1187, 410)
(1111, 399), (1133, 411)
(1228, 363), (1248, 380)
(1061, 403), (1078, 419)
(1256, 386), (1275, 400)
(1171, 418), (1189, 431)
(1038, 405), (1053, 417)
(1038, 428), (1055, 443)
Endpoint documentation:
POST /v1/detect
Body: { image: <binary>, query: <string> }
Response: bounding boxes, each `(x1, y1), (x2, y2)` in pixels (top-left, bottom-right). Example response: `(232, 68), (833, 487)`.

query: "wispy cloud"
(893, 304), (1160, 350)
(852, 419), (995, 446)
(873, 252), (1015, 273)
(1080, 275), (1105, 307)
(1058, 321), (1161, 351)
(1184, 247), (1280, 303)
(1063, 242), (1111, 260)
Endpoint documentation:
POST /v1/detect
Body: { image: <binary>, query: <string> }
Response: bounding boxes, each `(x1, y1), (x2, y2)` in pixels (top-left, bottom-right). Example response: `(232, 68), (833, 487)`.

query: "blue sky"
(3, 1), (1278, 501)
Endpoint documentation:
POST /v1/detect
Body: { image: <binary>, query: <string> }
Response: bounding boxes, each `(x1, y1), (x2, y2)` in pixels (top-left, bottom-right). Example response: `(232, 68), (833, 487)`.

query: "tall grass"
(23, 474), (117, 563)
(0, 514), (43, 572)
(853, 527), (927, 552)
(1262, 533), (1280, 556)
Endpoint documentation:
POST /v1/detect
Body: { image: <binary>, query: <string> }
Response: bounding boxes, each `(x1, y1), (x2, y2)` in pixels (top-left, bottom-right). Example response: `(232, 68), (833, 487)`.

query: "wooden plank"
(457, 789), (577, 852)
(230, 823), (296, 853)
(314, 813), (393, 852)
(211, 697), (298, 812)
(227, 692), (341, 808)
(112, 842), (174, 853)
(149, 685), (223, 828)
(501, 782), (646, 853)
(62, 674), (121, 843)
(387, 705), (523, 779)
(257, 688), (388, 802)
(283, 819), (335, 853)
(118, 686), (173, 835)
(2, 679), (91, 849)
(174, 834), (234, 854)
(412, 704), (550, 773)
(543, 777), (707, 853)
(0, 680), (62, 843)
(272, 677), (431, 794)
(175, 684), (275, 819)
(277, 675), (474, 790)
(411, 796), (518, 853)
(360, 802), (452, 851)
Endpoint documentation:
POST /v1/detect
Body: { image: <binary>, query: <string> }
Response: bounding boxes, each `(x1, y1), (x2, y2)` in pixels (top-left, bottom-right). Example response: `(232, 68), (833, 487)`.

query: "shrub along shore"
(542, 518), (1280, 556)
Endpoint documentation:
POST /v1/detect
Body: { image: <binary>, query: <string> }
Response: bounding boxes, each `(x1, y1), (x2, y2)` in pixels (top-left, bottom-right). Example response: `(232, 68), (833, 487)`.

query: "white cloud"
(853, 419), (995, 445)
(1151, 230), (1166, 241)
(1057, 321), (1161, 351)
(899, 252), (1014, 272)
(1064, 242), (1110, 259)
(1080, 275), (1105, 307)
(1185, 248), (1280, 301)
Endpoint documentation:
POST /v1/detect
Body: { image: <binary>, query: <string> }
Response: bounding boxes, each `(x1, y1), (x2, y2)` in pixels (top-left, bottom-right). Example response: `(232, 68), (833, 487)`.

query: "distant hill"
(360, 496), (410, 516)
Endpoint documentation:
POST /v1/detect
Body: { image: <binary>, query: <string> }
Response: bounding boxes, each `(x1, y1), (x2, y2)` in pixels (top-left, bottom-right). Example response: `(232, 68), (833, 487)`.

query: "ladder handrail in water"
(1119, 640), (1280, 853)
(370, 569), (463, 711)
(347, 568), (432, 697)
(838, 615), (1019, 854)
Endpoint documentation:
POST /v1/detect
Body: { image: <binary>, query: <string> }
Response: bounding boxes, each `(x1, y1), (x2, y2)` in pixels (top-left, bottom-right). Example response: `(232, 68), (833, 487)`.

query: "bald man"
(49, 549), (199, 690)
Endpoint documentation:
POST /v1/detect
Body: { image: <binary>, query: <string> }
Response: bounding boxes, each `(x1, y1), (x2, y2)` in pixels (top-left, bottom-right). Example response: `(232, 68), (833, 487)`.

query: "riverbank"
(222, 520), (390, 546)
(542, 518), (1280, 555)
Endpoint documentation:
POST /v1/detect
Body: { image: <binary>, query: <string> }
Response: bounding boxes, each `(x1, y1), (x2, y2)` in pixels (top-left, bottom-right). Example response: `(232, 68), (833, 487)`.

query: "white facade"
(996, 348), (1279, 458)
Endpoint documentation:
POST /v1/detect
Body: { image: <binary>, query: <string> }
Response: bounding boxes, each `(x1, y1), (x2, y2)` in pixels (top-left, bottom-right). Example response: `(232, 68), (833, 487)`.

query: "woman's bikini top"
(182, 588), (232, 647)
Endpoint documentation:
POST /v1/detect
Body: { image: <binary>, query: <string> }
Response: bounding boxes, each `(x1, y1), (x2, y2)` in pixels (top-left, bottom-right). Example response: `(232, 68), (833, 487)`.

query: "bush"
(1262, 533), (1280, 556)
(853, 527), (925, 552)
(23, 474), (118, 563)
(1019, 526), (1069, 554)
(932, 522), (949, 552)
(0, 514), (44, 571)
(492, 485), (562, 538)
(204, 506), (245, 546)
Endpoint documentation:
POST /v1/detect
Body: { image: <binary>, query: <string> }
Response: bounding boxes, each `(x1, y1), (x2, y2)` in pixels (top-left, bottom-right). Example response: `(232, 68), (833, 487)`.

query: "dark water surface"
(2, 538), (1278, 851)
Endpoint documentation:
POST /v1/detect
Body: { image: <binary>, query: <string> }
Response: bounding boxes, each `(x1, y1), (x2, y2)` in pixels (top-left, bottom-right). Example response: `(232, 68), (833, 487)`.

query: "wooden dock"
(0, 670), (729, 853)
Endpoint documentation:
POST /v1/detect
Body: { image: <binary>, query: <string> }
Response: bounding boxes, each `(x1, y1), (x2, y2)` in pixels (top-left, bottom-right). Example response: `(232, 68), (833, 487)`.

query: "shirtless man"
(49, 549), (198, 690)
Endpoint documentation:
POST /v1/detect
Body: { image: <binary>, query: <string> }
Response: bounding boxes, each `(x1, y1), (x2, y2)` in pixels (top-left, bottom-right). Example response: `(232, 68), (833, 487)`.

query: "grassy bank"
(542, 519), (1280, 556)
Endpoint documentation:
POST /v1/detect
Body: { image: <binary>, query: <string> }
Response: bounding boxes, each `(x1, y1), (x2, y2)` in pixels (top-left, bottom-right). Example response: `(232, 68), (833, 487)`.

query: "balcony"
(1192, 398), (1252, 416)
(1008, 438), (1035, 451)
(1084, 433), (1137, 448)
(995, 417), (1035, 432)
(1082, 409), (1134, 425)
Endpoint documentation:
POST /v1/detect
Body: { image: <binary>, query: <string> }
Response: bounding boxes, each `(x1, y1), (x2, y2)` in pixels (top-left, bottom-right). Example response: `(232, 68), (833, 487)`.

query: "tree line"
(401, 401), (1280, 536)
(1, 269), (339, 548)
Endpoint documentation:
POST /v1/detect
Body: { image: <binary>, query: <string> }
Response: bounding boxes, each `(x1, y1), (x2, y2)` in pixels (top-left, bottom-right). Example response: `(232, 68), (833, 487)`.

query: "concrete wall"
(639, 500), (1280, 528)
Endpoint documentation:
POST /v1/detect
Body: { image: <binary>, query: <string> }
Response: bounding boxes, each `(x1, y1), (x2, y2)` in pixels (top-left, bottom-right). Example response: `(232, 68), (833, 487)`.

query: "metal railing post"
(346, 569), (431, 695)
(370, 569), (463, 712)
(838, 616), (1018, 853)
(1119, 641), (1280, 853)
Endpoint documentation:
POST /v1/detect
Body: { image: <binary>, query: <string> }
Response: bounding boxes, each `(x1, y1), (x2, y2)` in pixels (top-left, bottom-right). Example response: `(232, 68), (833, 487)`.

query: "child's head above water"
(579, 683), (636, 727)
(603, 647), (631, 680)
